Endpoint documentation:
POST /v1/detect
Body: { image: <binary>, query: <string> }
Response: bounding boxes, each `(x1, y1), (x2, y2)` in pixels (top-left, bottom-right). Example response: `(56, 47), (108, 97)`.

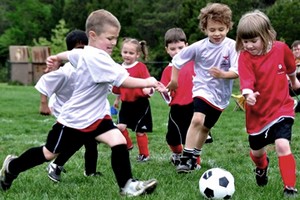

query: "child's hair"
(66, 29), (88, 50)
(198, 3), (233, 33)
(85, 9), (121, 36)
(122, 38), (149, 61)
(164, 28), (187, 47)
(236, 10), (276, 54)
(292, 40), (300, 49)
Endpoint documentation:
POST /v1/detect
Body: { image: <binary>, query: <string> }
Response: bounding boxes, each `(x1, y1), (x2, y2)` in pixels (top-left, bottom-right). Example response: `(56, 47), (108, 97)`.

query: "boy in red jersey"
(113, 38), (153, 162)
(236, 10), (299, 197)
(157, 28), (212, 167)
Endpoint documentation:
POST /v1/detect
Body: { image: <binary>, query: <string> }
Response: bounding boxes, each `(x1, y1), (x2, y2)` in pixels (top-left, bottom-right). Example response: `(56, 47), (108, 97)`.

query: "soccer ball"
(199, 168), (235, 199)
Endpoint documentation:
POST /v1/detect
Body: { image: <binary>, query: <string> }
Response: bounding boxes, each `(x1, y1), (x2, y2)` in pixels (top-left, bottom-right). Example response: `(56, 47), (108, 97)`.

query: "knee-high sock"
(250, 151), (268, 169)
(279, 154), (296, 187)
(121, 129), (133, 149)
(84, 140), (98, 174)
(8, 146), (48, 175)
(111, 144), (132, 188)
(136, 134), (149, 156)
(169, 144), (183, 154)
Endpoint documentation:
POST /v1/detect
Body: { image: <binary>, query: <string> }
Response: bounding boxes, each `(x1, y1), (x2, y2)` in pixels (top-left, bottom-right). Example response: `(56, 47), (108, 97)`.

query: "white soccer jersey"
(35, 62), (75, 118)
(57, 46), (129, 129)
(172, 37), (238, 109)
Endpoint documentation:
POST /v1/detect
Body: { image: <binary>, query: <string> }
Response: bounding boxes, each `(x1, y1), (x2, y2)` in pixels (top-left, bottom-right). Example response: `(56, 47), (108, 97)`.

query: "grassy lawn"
(0, 83), (299, 200)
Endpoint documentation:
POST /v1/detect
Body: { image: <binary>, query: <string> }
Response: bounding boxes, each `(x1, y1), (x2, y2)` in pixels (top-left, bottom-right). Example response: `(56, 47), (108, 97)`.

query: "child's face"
(292, 44), (300, 59)
(165, 41), (187, 58)
(89, 24), (119, 55)
(121, 43), (140, 65)
(241, 37), (263, 56)
(205, 19), (229, 45)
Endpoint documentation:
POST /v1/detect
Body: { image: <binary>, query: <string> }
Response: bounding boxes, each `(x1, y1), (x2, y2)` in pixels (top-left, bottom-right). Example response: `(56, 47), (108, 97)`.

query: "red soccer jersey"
(160, 61), (195, 106)
(113, 62), (150, 102)
(239, 41), (296, 134)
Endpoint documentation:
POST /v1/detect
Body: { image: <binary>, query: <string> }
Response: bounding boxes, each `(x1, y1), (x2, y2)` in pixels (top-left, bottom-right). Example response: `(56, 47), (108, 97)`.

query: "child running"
(113, 38), (153, 162)
(0, 9), (158, 197)
(167, 3), (239, 173)
(35, 29), (102, 182)
(236, 10), (299, 197)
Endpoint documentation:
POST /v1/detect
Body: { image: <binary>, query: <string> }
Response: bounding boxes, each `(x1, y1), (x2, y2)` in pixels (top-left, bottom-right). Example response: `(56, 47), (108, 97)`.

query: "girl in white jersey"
(0, 9), (158, 197)
(167, 3), (239, 173)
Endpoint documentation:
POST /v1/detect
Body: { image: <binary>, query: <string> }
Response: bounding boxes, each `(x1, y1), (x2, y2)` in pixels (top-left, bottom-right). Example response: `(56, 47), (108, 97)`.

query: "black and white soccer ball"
(199, 168), (235, 199)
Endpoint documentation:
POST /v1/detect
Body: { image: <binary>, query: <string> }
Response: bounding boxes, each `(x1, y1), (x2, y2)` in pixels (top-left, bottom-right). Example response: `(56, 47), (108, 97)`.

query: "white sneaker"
(120, 178), (157, 197)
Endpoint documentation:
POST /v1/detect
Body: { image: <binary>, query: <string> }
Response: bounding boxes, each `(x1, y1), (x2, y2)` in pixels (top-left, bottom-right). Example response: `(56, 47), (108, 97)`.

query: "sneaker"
(205, 132), (213, 143)
(0, 155), (18, 191)
(120, 178), (157, 197)
(176, 158), (201, 173)
(170, 153), (181, 166)
(47, 162), (66, 183)
(284, 186), (298, 198)
(137, 155), (150, 162)
(254, 157), (269, 186)
(84, 171), (103, 177)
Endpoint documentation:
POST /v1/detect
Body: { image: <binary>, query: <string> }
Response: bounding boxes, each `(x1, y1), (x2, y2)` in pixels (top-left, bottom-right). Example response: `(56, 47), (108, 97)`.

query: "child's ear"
(88, 31), (97, 41)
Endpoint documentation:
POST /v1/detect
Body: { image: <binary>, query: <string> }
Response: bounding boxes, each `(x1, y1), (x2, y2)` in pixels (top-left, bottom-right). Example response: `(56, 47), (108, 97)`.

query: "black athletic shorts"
(248, 117), (293, 150)
(193, 97), (222, 129)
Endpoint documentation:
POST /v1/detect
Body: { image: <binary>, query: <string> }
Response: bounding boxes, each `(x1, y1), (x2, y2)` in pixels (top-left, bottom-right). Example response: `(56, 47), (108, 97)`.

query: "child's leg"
(117, 124), (133, 150)
(136, 132), (149, 157)
(84, 138), (99, 175)
(275, 138), (296, 188)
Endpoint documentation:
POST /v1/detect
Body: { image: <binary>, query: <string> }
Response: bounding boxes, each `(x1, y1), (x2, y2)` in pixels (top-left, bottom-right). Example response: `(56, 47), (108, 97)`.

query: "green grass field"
(0, 83), (299, 200)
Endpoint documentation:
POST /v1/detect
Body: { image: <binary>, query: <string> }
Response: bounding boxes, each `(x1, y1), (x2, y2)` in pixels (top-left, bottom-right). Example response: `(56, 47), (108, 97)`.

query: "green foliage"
(33, 19), (70, 54)
(0, 84), (299, 199)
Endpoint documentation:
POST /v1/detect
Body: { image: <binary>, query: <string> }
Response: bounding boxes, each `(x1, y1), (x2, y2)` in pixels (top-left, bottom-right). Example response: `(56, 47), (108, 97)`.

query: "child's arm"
(113, 96), (121, 109)
(45, 51), (69, 73)
(167, 67), (179, 92)
(121, 76), (158, 88)
(39, 94), (51, 115)
(209, 67), (239, 79)
(288, 74), (300, 91)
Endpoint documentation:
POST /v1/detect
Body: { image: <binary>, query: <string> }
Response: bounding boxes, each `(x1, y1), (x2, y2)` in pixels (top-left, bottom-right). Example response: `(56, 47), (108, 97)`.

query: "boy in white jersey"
(35, 29), (102, 182)
(0, 9), (158, 197)
(167, 3), (239, 173)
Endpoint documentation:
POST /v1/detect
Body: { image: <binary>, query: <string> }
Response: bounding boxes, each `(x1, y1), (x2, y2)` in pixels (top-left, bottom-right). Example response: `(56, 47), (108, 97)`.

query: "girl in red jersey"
(236, 10), (300, 197)
(113, 38), (153, 162)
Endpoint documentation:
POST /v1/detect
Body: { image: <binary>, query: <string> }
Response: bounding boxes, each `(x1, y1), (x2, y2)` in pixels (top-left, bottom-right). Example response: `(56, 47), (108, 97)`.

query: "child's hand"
(39, 103), (51, 115)
(166, 80), (178, 92)
(142, 87), (155, 96)
(209, 67), (224, 78)
(246, 92), (260, 106)
(156, 82), (167, 93)
(291, 78), (300, 91)
(45, 55), (61, 73)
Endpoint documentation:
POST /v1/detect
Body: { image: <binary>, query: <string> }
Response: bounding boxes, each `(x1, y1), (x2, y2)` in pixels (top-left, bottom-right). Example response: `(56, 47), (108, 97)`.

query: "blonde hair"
(122, 38), (149, 61)
(236, 10), (276, 54)
(85, 9), (121, 35)
(198, 3), (233, 33)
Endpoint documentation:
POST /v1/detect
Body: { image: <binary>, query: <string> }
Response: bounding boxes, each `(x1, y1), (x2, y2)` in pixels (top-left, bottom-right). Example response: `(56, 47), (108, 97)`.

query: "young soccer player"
(236, 10), (299, 197)
(167, 3), (239, 173)
(157, 27), (206, 167)
(113, 38), (153, 162)
(0, 9), (158, 197)
(35, 29), (102, 182)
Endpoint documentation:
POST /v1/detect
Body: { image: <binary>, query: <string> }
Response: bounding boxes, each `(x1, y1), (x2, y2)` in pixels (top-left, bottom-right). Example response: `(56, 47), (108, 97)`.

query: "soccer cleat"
(137, 154), (150, 162)
(120, 178), (158, 197)
(47, 162), (66, 183)
(0, 155), (18, 191)
(205, 132), (213, 144)
(176, 158), (201, 173)
(170, 153), (181, 166)
(254, 157), (269, 186)
(84, 171), (103, 177)
(284, 186), (298, 198)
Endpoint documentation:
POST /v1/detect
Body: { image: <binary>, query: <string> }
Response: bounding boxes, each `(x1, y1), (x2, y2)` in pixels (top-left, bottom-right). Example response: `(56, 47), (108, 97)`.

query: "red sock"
(279, 154), (296, 187)
(250, 151), (268, 169)
(121, 129), (133, 149)
(136, 133), (149, 156)
(169, 145), (183, 154)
